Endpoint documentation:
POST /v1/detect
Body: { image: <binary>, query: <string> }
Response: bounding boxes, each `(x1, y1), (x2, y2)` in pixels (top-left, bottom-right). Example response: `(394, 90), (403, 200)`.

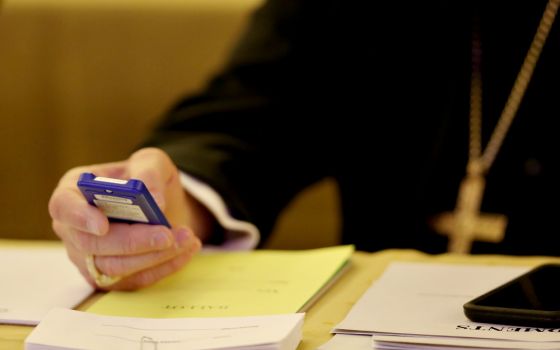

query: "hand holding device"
(48, 148), (204, 290)
(464, 263), (560, 327)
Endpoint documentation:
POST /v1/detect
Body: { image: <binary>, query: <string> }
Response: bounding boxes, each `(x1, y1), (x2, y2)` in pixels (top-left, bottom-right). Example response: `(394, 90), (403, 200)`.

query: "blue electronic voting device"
(77, 172), (170, 227)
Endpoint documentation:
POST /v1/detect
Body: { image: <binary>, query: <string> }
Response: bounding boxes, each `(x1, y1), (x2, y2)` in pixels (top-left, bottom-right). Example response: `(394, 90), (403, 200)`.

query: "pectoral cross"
(433, 166), (508, 254)
(431, 0), (558, 253)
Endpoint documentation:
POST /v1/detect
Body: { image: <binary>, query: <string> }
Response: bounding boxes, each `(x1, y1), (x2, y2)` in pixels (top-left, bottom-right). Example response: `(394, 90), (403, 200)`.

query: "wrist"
(183, 189), (218, 243)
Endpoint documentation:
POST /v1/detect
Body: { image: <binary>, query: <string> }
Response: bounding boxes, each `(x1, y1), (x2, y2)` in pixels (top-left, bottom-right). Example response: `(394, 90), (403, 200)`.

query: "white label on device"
(93, 199), (148, 223)
(94, 177), (128, 184)
(94, 194), (132, 204)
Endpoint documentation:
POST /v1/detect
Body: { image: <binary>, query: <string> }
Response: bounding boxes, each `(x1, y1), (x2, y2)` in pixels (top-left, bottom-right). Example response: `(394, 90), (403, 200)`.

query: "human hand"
(48, 148), (212, 290)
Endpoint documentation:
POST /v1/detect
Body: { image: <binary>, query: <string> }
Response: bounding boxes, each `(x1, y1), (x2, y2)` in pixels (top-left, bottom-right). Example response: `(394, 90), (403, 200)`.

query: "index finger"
(48, 162), (127, 236)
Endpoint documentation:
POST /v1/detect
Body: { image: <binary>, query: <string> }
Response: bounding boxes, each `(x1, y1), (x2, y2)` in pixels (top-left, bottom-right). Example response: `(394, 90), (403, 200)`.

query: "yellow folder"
(87, 245), (354, 318)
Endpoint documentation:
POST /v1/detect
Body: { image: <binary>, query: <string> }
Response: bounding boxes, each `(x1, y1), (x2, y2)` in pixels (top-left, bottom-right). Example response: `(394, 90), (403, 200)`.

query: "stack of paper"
(21, 245), (352, 350)
(0, 245), (94, 325)
(325, 262), (560, 350)
(25, 308), (304, 350)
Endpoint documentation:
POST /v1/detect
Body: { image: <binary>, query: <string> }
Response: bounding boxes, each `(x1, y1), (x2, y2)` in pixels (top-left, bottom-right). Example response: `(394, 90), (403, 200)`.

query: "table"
(2, 247), (559, 350)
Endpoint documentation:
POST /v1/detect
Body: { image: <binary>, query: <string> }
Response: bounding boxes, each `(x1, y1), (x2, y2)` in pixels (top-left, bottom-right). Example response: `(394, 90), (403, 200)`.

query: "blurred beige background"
(0, 0), (339, 249)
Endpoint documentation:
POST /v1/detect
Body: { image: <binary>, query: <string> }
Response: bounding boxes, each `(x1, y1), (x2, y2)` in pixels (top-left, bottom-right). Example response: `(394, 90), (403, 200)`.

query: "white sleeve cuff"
(179, 171), (260, 250)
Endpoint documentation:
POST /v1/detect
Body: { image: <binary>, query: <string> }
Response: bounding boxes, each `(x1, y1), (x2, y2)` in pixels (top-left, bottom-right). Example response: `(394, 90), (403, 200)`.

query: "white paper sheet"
(25, 308), (304, 350)
(372, 334), (560, 350)
(317, 334), (371, 350)
(333, 262), (560, 343)
(0, 246), (94, 325)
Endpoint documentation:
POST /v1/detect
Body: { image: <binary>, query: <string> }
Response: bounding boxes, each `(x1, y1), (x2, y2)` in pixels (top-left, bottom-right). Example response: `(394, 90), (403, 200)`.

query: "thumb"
(127, 148), (177, 210)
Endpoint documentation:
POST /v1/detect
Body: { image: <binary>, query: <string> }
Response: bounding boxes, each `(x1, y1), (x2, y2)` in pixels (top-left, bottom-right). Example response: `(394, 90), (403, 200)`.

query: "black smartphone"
(464, 264), (560, 327)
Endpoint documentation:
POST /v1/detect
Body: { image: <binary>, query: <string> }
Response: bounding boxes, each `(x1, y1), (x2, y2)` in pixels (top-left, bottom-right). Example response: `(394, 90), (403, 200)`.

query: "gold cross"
(432, 172), (507, 254)
(432, 0), (560, 254)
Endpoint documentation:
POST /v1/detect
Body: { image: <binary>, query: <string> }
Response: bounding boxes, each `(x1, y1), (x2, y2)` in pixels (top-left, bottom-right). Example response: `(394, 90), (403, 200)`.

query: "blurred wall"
(0, 0), (339, 249)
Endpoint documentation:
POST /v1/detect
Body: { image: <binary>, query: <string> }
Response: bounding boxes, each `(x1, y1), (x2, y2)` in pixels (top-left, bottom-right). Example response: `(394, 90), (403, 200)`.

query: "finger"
(56, 221), (175, 256)
(49, 162), (128, 236)
(63, 227), (201, 290)
(60, 227), (199, 289)
(127, 148), (178, 209)
(49, 188), (109, 236)
(109, 247), (199, 291)
(94, 227), (199, 277)
(61, 236), (98, 288)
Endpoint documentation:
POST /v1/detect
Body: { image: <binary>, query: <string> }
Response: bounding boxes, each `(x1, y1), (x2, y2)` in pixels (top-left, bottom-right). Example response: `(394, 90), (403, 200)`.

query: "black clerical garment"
(143, 0), (560, 255)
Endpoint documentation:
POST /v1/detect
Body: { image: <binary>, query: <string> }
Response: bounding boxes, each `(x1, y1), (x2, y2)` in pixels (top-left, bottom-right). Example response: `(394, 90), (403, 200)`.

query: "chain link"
(469, 0), (560, 175)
